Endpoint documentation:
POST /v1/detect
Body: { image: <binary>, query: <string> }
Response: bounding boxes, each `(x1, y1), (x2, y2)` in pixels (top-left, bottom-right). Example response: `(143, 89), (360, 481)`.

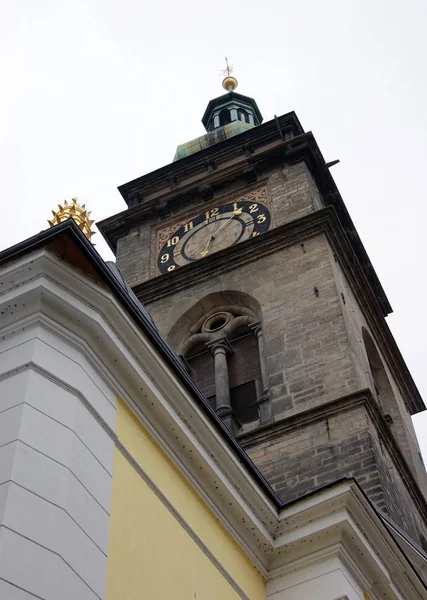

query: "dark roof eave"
(115, 111), (303, 203)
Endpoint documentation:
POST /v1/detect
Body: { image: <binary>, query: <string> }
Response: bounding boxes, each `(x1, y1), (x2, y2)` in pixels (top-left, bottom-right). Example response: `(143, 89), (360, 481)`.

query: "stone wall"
(115, 154), (427, 549)
(145, 233), (360, 421)
(243, 398), (427, 547)
(116, 224), (151, 288)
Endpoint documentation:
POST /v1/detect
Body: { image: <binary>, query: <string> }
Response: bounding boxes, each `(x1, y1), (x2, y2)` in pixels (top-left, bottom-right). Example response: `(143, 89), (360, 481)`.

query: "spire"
(201, 60), (262, 133)
(48, 198), (96, 242)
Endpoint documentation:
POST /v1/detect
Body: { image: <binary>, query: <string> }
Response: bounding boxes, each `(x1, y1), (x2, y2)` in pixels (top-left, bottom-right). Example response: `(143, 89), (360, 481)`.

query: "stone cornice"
(134, 206), (424, 415)
(132, 206), (333, 302)
(115, 112), (304, 207)
(97, 130), (306, 246)
(238, 389), (382, 445)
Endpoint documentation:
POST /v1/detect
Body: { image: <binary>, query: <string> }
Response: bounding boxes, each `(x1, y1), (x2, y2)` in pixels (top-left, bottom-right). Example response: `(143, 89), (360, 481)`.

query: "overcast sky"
(2, 0), (427, 458)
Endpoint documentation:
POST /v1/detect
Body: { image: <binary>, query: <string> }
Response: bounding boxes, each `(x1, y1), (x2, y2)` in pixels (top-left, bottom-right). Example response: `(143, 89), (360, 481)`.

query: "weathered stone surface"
(114, 154), (427, 549)
(241, 398), (427, 546)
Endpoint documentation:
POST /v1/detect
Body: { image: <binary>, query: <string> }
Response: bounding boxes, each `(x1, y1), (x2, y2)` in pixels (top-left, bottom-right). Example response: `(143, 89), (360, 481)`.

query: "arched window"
(362, 328), (395, 415)
(219, 108), (231, 126)
(185, 341), (216, 408)
(362, 327), (397, 421)
(167, 292), (268, 432)
(362, 327), (417, 473)
(228, 324), (261, 424)
(237, 109), (249, 123)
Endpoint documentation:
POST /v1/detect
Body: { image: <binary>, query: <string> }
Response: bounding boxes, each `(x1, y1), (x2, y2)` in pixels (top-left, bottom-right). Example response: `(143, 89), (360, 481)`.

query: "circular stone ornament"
(202, 312), (232, 333)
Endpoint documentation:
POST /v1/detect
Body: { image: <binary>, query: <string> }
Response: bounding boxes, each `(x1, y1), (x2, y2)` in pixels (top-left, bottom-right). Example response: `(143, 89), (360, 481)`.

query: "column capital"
(206, 337), (233, 357)
(249, 321), (262, 338)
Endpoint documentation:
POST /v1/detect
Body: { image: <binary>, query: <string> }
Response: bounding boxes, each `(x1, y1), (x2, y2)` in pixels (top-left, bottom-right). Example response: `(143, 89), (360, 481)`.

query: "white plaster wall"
(0, 323), (116, 600)
(267, 554), (365, 600)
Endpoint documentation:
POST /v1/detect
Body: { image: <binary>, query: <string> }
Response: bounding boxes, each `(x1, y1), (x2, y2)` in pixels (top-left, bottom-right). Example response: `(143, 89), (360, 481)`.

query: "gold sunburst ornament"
(48, 198), (96, 242)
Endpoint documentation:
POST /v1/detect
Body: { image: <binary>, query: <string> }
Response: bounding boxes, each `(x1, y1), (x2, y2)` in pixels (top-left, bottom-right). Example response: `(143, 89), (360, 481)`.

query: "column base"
(257, 389), (271, 425)
(216, 405), (240, 435)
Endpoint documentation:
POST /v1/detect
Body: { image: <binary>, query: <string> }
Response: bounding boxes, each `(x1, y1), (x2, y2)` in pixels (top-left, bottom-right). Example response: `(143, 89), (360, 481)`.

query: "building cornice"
(0, 247), (280, 542)
(113, 112), (304, 208)
(1, 246), (425, 597)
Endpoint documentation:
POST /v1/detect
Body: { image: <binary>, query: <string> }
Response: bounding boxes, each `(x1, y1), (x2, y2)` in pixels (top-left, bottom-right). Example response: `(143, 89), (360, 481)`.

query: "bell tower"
(98, 70), (427, 553)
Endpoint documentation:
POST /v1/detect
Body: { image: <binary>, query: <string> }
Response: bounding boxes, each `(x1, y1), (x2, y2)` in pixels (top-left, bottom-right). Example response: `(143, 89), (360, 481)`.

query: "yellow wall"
(106, 399), (265, 600)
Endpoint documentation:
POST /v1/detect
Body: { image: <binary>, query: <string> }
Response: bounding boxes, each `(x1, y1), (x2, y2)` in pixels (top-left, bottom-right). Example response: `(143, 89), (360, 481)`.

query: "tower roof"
(201, 91), (263, 130)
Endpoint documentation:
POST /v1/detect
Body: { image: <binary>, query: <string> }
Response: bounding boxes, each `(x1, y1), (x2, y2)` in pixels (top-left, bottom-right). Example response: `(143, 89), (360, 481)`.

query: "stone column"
(250, 322), (268, 393)
(207, 338), (234, 431)
(250, 322), (271, 424)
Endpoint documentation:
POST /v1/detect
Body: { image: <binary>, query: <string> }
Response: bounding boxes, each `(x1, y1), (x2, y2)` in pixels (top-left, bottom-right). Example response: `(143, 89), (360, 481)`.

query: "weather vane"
(221, 57), (234, 78)
(221, 57), (238, 92)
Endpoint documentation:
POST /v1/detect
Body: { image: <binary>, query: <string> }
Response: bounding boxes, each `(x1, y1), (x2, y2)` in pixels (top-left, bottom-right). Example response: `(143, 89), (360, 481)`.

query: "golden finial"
(48, 197), (96, 242)
(221, 57), (238, 92)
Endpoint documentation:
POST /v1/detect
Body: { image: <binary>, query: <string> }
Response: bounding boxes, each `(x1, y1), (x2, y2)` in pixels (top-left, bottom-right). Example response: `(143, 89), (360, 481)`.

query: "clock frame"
(156, 187), (271, 274)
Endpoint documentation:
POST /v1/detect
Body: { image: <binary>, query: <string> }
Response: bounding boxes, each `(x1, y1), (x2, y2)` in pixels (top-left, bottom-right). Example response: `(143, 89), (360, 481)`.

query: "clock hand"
(188, 208), (243, 259)
(209, 208), (242, 238)
(199, 233), (214, 257)
(187, 227), (215, 259)
(198, 209), (243, 256)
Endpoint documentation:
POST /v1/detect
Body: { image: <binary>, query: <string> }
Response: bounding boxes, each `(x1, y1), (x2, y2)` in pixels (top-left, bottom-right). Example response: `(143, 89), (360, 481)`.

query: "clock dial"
(157, 199), (271, 274)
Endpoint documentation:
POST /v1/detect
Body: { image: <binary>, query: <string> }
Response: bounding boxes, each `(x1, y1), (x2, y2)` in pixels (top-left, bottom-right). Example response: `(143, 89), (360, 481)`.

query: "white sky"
(1, 0), (427, 458)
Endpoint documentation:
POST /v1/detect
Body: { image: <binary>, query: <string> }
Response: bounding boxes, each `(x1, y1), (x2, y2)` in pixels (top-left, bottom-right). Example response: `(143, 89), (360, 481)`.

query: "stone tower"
(98, 78), (427, 551)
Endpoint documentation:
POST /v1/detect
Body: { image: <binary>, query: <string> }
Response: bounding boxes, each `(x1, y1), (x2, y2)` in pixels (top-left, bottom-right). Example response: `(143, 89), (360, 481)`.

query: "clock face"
(157, 199), (271, 274)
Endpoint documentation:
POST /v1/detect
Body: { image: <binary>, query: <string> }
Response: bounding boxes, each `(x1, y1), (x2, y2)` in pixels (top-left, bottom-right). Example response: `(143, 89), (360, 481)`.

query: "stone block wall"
(242, 398), (427, 547)
(145, 233), (361, 421)
(269, 162), (323, 227)
(115, 154), (427, 550)
(116, 224), (151, 288)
